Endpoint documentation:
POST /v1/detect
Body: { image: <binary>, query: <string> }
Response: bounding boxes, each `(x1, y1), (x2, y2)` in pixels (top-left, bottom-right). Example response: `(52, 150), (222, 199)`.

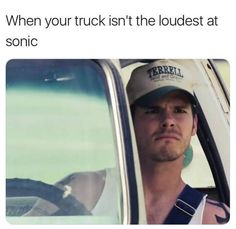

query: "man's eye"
(145, 108), (160, 114)
(174, 107), (187, 113)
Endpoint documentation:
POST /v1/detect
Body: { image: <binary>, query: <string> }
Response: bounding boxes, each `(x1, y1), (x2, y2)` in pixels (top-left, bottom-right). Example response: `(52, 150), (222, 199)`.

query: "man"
(126, 59), (230, 224)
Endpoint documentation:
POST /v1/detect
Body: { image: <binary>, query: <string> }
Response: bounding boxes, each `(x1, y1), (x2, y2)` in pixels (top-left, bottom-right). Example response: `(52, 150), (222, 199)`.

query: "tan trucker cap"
(126, 59), (196, 106)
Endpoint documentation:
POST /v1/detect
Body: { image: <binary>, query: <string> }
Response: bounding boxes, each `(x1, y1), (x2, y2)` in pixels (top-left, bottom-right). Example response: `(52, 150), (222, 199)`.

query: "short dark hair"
(130, 104), (136, 120)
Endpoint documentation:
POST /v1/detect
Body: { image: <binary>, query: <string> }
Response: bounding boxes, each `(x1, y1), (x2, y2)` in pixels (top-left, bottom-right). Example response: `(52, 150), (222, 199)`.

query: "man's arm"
(203, 199), (230, 224)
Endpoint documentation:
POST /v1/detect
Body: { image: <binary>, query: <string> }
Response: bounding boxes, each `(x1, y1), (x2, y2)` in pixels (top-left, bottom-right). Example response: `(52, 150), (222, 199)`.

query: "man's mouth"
(155, 134), (180, 141)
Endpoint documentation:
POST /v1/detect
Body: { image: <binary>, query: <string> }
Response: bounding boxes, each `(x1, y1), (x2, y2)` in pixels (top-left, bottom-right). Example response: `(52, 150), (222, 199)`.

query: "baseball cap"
(126, 59), (196, 106)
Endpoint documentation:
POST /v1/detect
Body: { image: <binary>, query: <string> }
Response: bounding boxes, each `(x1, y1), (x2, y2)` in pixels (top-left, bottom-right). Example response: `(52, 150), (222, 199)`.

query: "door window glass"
(6, 59), (123, 224)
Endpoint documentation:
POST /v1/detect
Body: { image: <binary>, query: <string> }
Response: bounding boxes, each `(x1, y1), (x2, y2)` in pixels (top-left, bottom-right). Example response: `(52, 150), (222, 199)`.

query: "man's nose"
(161, 111), (175, 128)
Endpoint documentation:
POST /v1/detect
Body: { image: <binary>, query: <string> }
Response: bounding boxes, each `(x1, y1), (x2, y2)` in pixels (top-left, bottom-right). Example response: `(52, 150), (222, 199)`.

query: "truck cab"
(6, 59), (230, 224)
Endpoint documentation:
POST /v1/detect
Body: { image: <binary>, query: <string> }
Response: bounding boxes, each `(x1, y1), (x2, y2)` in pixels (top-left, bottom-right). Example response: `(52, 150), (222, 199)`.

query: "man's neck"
(140, 157), (186, 223)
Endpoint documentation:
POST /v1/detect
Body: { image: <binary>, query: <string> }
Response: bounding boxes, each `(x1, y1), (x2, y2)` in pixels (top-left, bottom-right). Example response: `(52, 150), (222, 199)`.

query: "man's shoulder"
(203, 198), (230, 224)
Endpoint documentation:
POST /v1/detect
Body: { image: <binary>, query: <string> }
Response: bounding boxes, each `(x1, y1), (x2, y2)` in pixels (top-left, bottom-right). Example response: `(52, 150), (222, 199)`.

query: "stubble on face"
(145, 128), (193, 162)
(133, 92), (197, 164)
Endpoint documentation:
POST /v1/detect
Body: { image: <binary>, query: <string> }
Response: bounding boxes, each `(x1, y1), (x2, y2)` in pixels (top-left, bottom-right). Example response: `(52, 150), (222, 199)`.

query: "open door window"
(120, 59), (230, 208)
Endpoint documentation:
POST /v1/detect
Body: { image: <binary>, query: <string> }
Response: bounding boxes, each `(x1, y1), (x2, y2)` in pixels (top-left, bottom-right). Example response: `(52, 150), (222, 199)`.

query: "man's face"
(133, 91), (198, 163)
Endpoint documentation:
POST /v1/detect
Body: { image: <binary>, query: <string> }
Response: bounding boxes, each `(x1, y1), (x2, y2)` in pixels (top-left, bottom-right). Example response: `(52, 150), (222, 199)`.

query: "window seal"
(96, 59), (139, 224)
(196, 98), (230, 206)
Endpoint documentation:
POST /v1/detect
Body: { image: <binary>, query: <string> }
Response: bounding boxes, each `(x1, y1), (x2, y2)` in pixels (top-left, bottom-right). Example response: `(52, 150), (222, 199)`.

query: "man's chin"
(150, 149), (181, 162)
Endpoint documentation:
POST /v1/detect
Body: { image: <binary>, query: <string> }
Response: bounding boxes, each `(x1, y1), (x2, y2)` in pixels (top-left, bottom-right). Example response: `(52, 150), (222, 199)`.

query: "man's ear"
(192, 114), (198, 136)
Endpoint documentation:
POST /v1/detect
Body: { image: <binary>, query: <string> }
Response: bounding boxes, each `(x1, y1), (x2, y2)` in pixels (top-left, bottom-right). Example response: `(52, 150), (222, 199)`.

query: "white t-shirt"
(189, 195), (207, 224)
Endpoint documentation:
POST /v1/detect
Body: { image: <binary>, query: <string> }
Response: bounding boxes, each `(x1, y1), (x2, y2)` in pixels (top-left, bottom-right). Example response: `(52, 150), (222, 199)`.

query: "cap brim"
(135, 86), (196, 107)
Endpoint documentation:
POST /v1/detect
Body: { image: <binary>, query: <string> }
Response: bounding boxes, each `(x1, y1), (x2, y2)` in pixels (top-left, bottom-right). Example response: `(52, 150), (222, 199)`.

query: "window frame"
(96, 59), (145, 224)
